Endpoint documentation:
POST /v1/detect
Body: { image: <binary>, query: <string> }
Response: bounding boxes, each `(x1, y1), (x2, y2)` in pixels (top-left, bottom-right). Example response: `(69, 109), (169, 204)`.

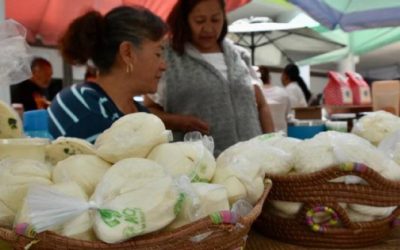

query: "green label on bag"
(99, 209), (123, 227)
(99, 208), (146, 237)
(174, 193), (186, 216)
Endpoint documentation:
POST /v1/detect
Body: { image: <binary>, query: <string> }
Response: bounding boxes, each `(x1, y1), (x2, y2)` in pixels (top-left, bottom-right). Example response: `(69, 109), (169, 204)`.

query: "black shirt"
(10, 80), (47, 111)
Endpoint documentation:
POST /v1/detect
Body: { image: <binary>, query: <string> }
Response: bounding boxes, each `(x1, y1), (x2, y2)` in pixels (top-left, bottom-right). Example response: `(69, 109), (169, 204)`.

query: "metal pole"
(0, 0), (10, 104)
(62, 60), (74, 87)
(251, 32), (255, 65)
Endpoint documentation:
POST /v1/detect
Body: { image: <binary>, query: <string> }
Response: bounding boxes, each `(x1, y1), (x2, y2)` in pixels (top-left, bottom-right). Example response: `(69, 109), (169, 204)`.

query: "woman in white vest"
(144, 0), (274, 155)
(281, 64), (311, 108)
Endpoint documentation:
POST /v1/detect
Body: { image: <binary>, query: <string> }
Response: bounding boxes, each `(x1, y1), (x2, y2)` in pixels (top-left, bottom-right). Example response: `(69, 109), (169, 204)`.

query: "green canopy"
(296, 25), (400, 66)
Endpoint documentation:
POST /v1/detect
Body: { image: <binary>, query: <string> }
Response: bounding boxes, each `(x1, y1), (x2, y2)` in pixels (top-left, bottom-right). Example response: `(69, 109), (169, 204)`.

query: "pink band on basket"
(340, 162), (367, 172)
(354, 163), (367, 172)
(15, 223), (36, 238)
(210, 211), (238, 225)
(306, 206), (339, 233)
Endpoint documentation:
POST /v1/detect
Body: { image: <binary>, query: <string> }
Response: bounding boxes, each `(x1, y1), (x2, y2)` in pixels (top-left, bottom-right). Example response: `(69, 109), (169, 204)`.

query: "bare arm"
(253, 85), (275, 133)
(143, 95), (210, 135)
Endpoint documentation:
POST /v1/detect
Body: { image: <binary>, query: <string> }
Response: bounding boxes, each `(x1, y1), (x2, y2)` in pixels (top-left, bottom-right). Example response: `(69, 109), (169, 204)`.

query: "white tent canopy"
(228, 17), (344, 65)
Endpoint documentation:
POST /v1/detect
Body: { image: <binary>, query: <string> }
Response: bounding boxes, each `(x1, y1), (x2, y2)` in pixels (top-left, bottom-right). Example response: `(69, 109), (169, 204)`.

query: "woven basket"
(0, 181), (271, 250)
(255, 163), (400, 248)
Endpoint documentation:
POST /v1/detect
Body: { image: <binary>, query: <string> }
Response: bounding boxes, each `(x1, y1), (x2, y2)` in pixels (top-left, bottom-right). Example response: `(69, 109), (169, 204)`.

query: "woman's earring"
(126, 63), (133, 73)
(129, 63), (134, 73)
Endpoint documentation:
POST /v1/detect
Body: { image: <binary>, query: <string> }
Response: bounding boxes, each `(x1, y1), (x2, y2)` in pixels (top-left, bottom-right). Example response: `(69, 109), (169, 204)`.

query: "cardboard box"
(294, 106), (322, 120)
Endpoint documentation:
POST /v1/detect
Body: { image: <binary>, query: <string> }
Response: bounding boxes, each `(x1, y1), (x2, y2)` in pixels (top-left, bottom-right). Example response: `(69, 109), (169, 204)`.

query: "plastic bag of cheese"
(147, 140), (216, 182)
(14, 182), (96, 240)
(293, 131), (400, 218)
(217, 136), (293, 175)
(378, 129), (400, 165)
(52, 155), (111, 196)
(0, 100), (24, 139)
(95, 113), (172, 163)
(212, 155), (265, 205)
(352, 111), (400, 146)
(46, 137), (97, 165)
(0, 159), (52, 227)
(293, 131), (400, 181)
(251, 132), (301, 151)
(25, 158), (180, 243)
(167, 176), (229, 230)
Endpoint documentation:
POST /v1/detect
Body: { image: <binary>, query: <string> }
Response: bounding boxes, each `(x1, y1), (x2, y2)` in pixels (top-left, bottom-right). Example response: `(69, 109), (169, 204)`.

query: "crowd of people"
(10, 0), (313, 155)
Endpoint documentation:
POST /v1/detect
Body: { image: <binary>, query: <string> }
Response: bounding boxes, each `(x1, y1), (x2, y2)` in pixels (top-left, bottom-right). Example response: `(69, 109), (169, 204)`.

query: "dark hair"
(258, 65), (270, 84)
(59, 6), (168, 73)
(167, 0), (228, 55)
(31, 57), (51, 69)
(283, 63), (312, 102)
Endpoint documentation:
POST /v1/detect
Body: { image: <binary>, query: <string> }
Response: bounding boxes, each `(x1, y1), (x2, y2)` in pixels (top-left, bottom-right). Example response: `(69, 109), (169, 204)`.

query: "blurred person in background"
(144, 0), (274, 155)
(281, 63), (311, 108)
(258, 65), (290, 132)
(11, 57), (52, 111)
(47, 6), (167, 142)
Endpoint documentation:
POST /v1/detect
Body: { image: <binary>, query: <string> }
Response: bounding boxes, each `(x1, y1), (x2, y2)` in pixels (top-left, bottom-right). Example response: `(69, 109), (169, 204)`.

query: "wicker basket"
(0, 181), (271, 250)
(255, 163), (400, 248)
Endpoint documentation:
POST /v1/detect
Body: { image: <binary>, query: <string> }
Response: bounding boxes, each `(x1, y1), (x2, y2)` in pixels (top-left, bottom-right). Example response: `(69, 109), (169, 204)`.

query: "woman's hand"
(178, 115), (209, 135)
(144, 95), (209, 134)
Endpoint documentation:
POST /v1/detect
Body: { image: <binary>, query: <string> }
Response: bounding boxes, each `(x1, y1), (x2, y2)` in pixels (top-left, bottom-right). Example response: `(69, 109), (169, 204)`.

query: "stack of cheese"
(0, 111), (263, 244)
(267, 131), (400, 222)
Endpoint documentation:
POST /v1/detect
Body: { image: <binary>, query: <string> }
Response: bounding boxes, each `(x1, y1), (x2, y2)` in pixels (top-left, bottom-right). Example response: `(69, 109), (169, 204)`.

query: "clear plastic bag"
(378, 129), (400, 160)
(0, 19), (32, 87)
(148, 132), (216, 182)
(184, 131), (214, 154)
(213, 154), (265, 205)
(168, 176), (230, 230)
(0, 158), (52, 228)
(184, 132), (215, 182)
(94, 113), (172, 163)
(24, 158), (180, 244)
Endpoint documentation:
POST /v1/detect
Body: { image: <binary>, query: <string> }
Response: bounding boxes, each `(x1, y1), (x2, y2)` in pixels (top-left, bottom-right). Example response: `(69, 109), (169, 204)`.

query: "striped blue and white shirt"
(48, 82), (148, 143)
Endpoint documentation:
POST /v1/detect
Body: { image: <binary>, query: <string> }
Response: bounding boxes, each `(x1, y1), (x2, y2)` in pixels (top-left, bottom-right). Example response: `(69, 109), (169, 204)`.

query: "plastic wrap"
(95, 113), (172, 163)
(0, 158), (52, 227)
(148, 132), (216, 182)
(217, 134), (292, 176)
(378, 129), (400, 165)
(0, 19), (32, 87)
(0, 100), (24, 139)
(352, 111), (400, 146)
(23, 158), (180, 244)
(293, 131), (400, 181)
(52, 155), (111, 196)
(167, 176), (229, 230)
(45, 137), (97, 165)
(183, 131), (214, 154)
(293, 131), (400, 218)
(213, 153), (265, 205)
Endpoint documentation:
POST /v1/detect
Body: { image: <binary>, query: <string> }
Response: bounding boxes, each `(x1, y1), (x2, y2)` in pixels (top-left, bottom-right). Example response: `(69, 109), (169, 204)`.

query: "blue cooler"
(288, 120), (325, 139)
(23, 110), (53, 139)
